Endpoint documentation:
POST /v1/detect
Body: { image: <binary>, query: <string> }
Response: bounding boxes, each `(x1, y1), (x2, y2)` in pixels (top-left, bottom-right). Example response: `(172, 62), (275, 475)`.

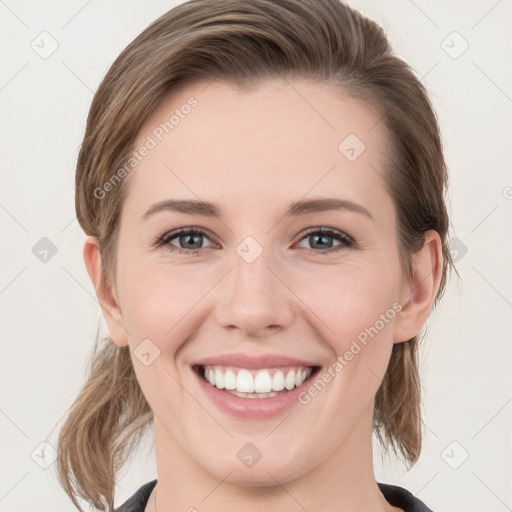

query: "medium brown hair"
(54, 1), (453, 510)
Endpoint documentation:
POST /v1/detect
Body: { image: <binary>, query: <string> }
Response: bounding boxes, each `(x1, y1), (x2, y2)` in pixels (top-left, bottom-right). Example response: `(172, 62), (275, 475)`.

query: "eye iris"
(180, 233), (202, 249)
(310, 233), (333, 249)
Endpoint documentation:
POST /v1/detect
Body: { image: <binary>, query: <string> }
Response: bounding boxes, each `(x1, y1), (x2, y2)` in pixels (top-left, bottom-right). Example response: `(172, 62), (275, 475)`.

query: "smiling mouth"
(193, 364), (321, 399)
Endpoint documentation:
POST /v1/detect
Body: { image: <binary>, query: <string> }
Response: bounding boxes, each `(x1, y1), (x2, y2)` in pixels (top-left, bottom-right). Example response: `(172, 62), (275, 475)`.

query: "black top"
(112, 479), (434, 511)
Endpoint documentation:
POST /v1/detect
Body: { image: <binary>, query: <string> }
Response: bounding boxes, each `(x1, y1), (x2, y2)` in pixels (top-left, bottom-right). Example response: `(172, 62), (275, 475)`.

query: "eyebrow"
(141, 197), (373, 221)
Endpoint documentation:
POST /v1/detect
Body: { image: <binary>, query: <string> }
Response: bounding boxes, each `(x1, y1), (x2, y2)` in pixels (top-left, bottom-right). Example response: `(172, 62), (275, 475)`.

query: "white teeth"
(284, 370), (296, 390)
(254, 371), (273, 393)
(230, 390), (279, 399)
(272, 371), (285, 391)
(224, 369), (236, 390)
(214, 368), (225, 389)
(236, 369), (254, 393)
(202, 365), (313, 396)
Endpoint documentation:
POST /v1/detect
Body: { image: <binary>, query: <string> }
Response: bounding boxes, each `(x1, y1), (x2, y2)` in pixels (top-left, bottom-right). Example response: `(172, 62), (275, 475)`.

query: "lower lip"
(193, 367), (317, 420)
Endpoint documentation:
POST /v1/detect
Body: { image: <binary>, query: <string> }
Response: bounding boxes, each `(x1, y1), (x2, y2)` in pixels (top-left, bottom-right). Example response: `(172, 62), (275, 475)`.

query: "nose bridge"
(215, 233), (293, 335)
(233, 235), (273, 298)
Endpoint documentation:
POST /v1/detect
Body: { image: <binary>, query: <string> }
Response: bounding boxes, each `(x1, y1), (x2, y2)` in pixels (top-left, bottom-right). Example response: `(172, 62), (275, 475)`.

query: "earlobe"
(83, 235), (129, 347)
(393, 230), (443, 344)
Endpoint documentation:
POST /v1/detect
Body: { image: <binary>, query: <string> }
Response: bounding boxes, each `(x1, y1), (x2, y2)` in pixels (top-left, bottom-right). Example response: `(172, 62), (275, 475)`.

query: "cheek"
(117, 254), (212, 342)
(298, 261), (402, 347)
(117, 260), (201, 415)
(298, 261), (401, 405)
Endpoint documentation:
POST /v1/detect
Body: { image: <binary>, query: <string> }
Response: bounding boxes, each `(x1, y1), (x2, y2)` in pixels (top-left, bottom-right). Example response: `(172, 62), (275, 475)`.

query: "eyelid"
(297, 226), (355, 244)
(157, 226), (213, 243)
(154, 226), (217, 250)
(294, 226), (356, 254)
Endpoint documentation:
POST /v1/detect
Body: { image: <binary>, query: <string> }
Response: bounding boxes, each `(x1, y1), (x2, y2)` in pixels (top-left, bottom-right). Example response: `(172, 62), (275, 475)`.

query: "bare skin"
(84, 78), (442, 512)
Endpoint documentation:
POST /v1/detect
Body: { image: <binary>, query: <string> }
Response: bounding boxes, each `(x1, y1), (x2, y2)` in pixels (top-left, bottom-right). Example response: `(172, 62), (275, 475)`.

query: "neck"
(148, 415), (397, 512)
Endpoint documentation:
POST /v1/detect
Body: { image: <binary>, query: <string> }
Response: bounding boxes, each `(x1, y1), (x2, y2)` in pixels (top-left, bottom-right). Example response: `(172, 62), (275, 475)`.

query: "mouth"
(190, 353), (323, 419)
(192, 364), (321, 399)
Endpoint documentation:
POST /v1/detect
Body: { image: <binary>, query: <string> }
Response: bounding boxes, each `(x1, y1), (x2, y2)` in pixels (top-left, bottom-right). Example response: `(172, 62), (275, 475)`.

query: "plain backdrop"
(1, 1), (511, 511)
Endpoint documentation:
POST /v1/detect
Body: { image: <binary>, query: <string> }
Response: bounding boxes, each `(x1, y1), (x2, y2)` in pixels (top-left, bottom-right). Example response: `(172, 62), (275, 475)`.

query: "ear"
(83, 235), (129, 347)
(393, 230), (443, 343)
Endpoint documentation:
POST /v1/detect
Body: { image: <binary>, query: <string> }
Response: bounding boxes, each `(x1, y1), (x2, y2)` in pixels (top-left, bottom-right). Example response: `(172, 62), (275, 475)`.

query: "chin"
(203, 447), (308, 488)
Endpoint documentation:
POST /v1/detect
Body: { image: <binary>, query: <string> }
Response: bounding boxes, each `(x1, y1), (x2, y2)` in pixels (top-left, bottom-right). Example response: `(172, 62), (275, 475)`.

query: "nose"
(213, 241), (295, 338)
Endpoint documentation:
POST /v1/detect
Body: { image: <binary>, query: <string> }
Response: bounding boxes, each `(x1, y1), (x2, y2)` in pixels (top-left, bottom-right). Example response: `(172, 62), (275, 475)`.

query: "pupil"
(183, 234), (201, 248)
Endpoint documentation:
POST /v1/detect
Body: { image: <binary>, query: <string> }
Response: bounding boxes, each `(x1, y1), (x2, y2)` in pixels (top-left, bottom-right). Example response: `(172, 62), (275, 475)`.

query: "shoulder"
(111, 479), (157, 512)
(378, 482), (434, 512)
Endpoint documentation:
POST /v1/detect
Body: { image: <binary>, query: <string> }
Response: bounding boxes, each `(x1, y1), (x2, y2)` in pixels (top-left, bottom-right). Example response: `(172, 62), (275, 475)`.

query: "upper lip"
(193, 354), (320, 369)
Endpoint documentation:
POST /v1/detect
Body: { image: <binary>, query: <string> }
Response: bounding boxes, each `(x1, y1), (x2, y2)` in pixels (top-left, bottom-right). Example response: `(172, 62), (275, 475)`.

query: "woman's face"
(106, 78), (414, 485)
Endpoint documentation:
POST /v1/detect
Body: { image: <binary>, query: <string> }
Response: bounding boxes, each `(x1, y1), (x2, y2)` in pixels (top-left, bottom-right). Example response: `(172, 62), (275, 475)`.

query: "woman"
(56, 1), (453, 510)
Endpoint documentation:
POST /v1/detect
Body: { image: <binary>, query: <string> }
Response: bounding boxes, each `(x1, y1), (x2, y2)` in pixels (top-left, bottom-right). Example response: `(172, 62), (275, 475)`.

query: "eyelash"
(153, 226), (356, 256)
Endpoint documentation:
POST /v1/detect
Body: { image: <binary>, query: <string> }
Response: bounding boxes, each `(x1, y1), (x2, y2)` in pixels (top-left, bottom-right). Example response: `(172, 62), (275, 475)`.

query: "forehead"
(125, 78), (390, 218)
